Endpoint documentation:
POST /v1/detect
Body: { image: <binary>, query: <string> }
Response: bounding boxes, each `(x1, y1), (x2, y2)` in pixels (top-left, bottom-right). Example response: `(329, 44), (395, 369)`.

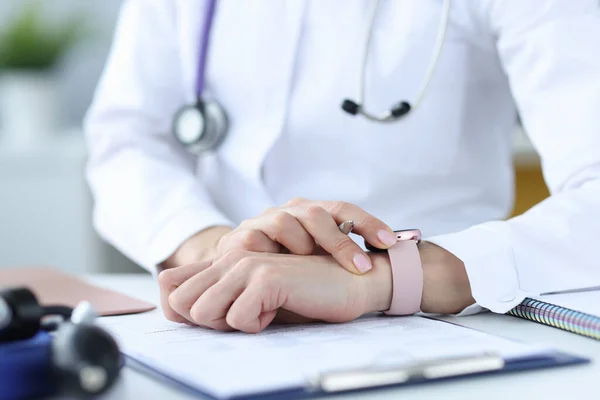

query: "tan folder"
(0, 267), (155, 316)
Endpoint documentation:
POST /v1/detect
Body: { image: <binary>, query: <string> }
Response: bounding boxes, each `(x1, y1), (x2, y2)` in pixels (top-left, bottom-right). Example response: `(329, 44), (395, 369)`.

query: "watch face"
(364, 229), (421, 252)
(395, 229), (422, 242)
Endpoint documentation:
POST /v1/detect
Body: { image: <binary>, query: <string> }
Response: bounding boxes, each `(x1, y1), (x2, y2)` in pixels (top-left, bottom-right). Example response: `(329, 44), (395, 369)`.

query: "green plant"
(0, 2), (86, 70)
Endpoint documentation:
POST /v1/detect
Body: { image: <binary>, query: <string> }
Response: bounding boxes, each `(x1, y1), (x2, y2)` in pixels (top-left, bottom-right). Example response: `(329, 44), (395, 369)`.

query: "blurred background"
(0, 0), (549, 276)
(0, 0), (140, 274)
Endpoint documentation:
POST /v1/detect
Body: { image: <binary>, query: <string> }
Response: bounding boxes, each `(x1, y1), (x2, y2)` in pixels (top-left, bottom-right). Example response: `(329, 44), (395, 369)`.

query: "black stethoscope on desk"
(0, 287), (121, 398)
(173, 0), (452, 154)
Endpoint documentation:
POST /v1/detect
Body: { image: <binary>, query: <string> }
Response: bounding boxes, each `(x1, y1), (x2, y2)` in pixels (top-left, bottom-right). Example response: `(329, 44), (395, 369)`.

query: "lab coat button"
(499, 294), (516, 302)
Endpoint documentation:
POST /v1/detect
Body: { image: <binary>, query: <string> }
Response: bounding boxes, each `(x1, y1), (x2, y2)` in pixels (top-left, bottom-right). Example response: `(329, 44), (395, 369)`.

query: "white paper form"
(99, 312), (551, 399)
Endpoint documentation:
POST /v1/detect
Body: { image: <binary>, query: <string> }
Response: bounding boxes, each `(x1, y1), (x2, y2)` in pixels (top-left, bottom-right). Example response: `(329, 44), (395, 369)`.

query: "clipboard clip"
(308, 353), (505, 393)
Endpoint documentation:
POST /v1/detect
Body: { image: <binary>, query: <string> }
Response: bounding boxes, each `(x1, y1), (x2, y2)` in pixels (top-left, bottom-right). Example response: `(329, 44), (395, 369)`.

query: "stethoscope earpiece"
(341, 99), (412, 120)
(341, 99), (360, 116)
(342, 0), (451, 123)
(391, 101), (411, 118)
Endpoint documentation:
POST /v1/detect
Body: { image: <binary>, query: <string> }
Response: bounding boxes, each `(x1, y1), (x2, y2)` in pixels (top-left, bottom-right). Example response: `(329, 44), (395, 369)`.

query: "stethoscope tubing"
(176, 0), (453, 154)
(356, 0), (451, 122)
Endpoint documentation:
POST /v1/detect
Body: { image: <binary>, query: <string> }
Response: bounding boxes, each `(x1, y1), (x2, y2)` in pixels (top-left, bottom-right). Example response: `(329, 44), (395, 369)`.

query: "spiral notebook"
(507, 290), (600, 341)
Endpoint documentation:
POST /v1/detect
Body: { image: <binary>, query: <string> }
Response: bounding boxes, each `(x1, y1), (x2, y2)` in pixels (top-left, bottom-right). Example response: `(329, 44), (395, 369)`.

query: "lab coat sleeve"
(84, 0), (234, 272)
(426, 0), (600, 314)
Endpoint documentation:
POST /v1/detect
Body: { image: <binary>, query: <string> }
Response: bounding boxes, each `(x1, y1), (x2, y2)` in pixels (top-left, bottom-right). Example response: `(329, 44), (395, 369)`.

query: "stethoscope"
(0, 287), (121, 398)
(173, 0), (452, 154)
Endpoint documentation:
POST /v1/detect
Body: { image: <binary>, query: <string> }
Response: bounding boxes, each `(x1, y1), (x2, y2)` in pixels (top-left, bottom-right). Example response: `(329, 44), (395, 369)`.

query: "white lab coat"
(84, 0), (600, 315)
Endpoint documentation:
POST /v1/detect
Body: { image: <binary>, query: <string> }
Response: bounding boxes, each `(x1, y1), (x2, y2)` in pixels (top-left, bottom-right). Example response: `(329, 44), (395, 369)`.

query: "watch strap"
(383, 240), (423, 315)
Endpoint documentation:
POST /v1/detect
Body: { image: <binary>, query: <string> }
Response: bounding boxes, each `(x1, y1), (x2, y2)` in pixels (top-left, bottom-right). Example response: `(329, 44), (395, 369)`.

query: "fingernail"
(377, 230), (397, 247)
(353, 253), (372, 273)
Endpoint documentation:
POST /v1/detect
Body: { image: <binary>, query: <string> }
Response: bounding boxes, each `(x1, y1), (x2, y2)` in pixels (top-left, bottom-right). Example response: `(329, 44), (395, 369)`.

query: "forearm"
(363, 242), (475, 315)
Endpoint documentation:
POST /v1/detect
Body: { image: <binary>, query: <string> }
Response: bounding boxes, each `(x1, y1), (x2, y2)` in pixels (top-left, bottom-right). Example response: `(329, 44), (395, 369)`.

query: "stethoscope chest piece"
(173, 99), (228, 154)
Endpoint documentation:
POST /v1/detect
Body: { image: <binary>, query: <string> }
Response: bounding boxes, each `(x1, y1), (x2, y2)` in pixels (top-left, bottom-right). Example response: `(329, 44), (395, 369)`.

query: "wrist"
(360, 241), (475, 316)
(418, 241), (475, 314)
(160, 225), (233, 270)
(361, 252), (393, 314)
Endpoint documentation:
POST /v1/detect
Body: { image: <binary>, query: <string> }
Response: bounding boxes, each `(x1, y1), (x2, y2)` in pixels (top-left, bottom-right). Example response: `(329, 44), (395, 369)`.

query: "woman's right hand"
(216, 198), (397, 274)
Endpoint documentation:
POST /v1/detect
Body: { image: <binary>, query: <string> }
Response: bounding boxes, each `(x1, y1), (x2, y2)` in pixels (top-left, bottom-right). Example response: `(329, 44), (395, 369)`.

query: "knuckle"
(222, 248), (250, 263)
(236, 230), (263, 250)
(189, 303), (210, 325)
(157, 268), (174, 289)
(361, 215), (381, 231)
(327, 200), (350, 216)
(253, 265), (279, 287)
(157, 268), (180, 292)
(167, 290), (187, 314)
(303, 205), (327, 221)
(231, 255), (257, 274)
(331, 236), (356, 253)
(260, 207), (277, 216)
(272, 211), (293, 230)
(286, 197), (306, 206)
(216, 232), (233, 252)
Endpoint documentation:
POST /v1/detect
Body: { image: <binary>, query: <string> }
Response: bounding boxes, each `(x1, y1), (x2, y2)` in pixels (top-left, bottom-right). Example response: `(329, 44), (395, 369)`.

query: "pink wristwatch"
(365, 229), (423, 315)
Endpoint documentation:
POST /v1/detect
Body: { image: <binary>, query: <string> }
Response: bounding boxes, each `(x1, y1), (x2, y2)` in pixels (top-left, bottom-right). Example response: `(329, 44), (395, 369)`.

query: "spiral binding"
(507, 298), (600, 341)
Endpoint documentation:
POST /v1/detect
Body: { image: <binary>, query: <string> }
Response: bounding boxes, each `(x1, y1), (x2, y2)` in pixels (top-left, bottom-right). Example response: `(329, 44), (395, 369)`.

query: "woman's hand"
(160, 250), (394, 333)
(158, 198), (396, 323)
(158, 241), (475, 330)
(217, 198), (397, 274)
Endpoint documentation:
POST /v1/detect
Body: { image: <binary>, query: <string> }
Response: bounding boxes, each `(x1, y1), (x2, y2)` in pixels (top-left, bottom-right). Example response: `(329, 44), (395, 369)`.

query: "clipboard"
(105, 313), (590, 400)
(123, 348), (587, 400)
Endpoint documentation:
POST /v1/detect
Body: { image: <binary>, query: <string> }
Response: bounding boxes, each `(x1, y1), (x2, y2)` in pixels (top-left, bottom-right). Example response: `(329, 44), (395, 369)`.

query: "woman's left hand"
(166, 250), (393, 333)
(216, 198), (398, 275)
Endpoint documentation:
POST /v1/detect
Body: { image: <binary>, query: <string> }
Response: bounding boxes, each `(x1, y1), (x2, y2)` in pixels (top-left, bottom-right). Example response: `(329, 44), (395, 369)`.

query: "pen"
(338, 220), (354, 235)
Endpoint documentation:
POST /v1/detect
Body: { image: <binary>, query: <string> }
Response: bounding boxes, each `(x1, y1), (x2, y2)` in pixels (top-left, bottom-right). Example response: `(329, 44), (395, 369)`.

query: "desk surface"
(90, 274), (598, 400)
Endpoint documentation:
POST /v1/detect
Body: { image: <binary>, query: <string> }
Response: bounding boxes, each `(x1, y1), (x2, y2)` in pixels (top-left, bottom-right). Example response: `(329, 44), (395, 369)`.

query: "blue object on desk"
(0, 331), (57, 400)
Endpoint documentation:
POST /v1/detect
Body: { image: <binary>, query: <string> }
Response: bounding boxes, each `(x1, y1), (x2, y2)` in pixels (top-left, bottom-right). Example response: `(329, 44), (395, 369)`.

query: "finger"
(158, 262), (212, 323)
(226, 286), (280, 334)
(285, 205), (373, 274)
(188, 259), (252, 330)
(319, 201), (397, 249)
(245, 211), (315, 255)
(284, 197), (309, 207)
(167, 262), (222, 322)
(217, 229), (280, 256)
(226, 263), (286, 333)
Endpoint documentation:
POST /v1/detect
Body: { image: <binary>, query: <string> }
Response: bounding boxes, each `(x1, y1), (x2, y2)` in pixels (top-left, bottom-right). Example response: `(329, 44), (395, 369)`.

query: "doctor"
(85, 0), (600, 333)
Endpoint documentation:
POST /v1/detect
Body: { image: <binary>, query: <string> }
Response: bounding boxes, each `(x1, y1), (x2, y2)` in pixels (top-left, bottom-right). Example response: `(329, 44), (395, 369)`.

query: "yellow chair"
(511, 127), (549, 217)
(511, 165), (550, 217)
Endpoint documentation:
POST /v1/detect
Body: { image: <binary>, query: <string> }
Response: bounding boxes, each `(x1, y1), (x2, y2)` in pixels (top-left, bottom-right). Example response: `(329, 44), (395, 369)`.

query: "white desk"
(89, 274), (597, 400)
